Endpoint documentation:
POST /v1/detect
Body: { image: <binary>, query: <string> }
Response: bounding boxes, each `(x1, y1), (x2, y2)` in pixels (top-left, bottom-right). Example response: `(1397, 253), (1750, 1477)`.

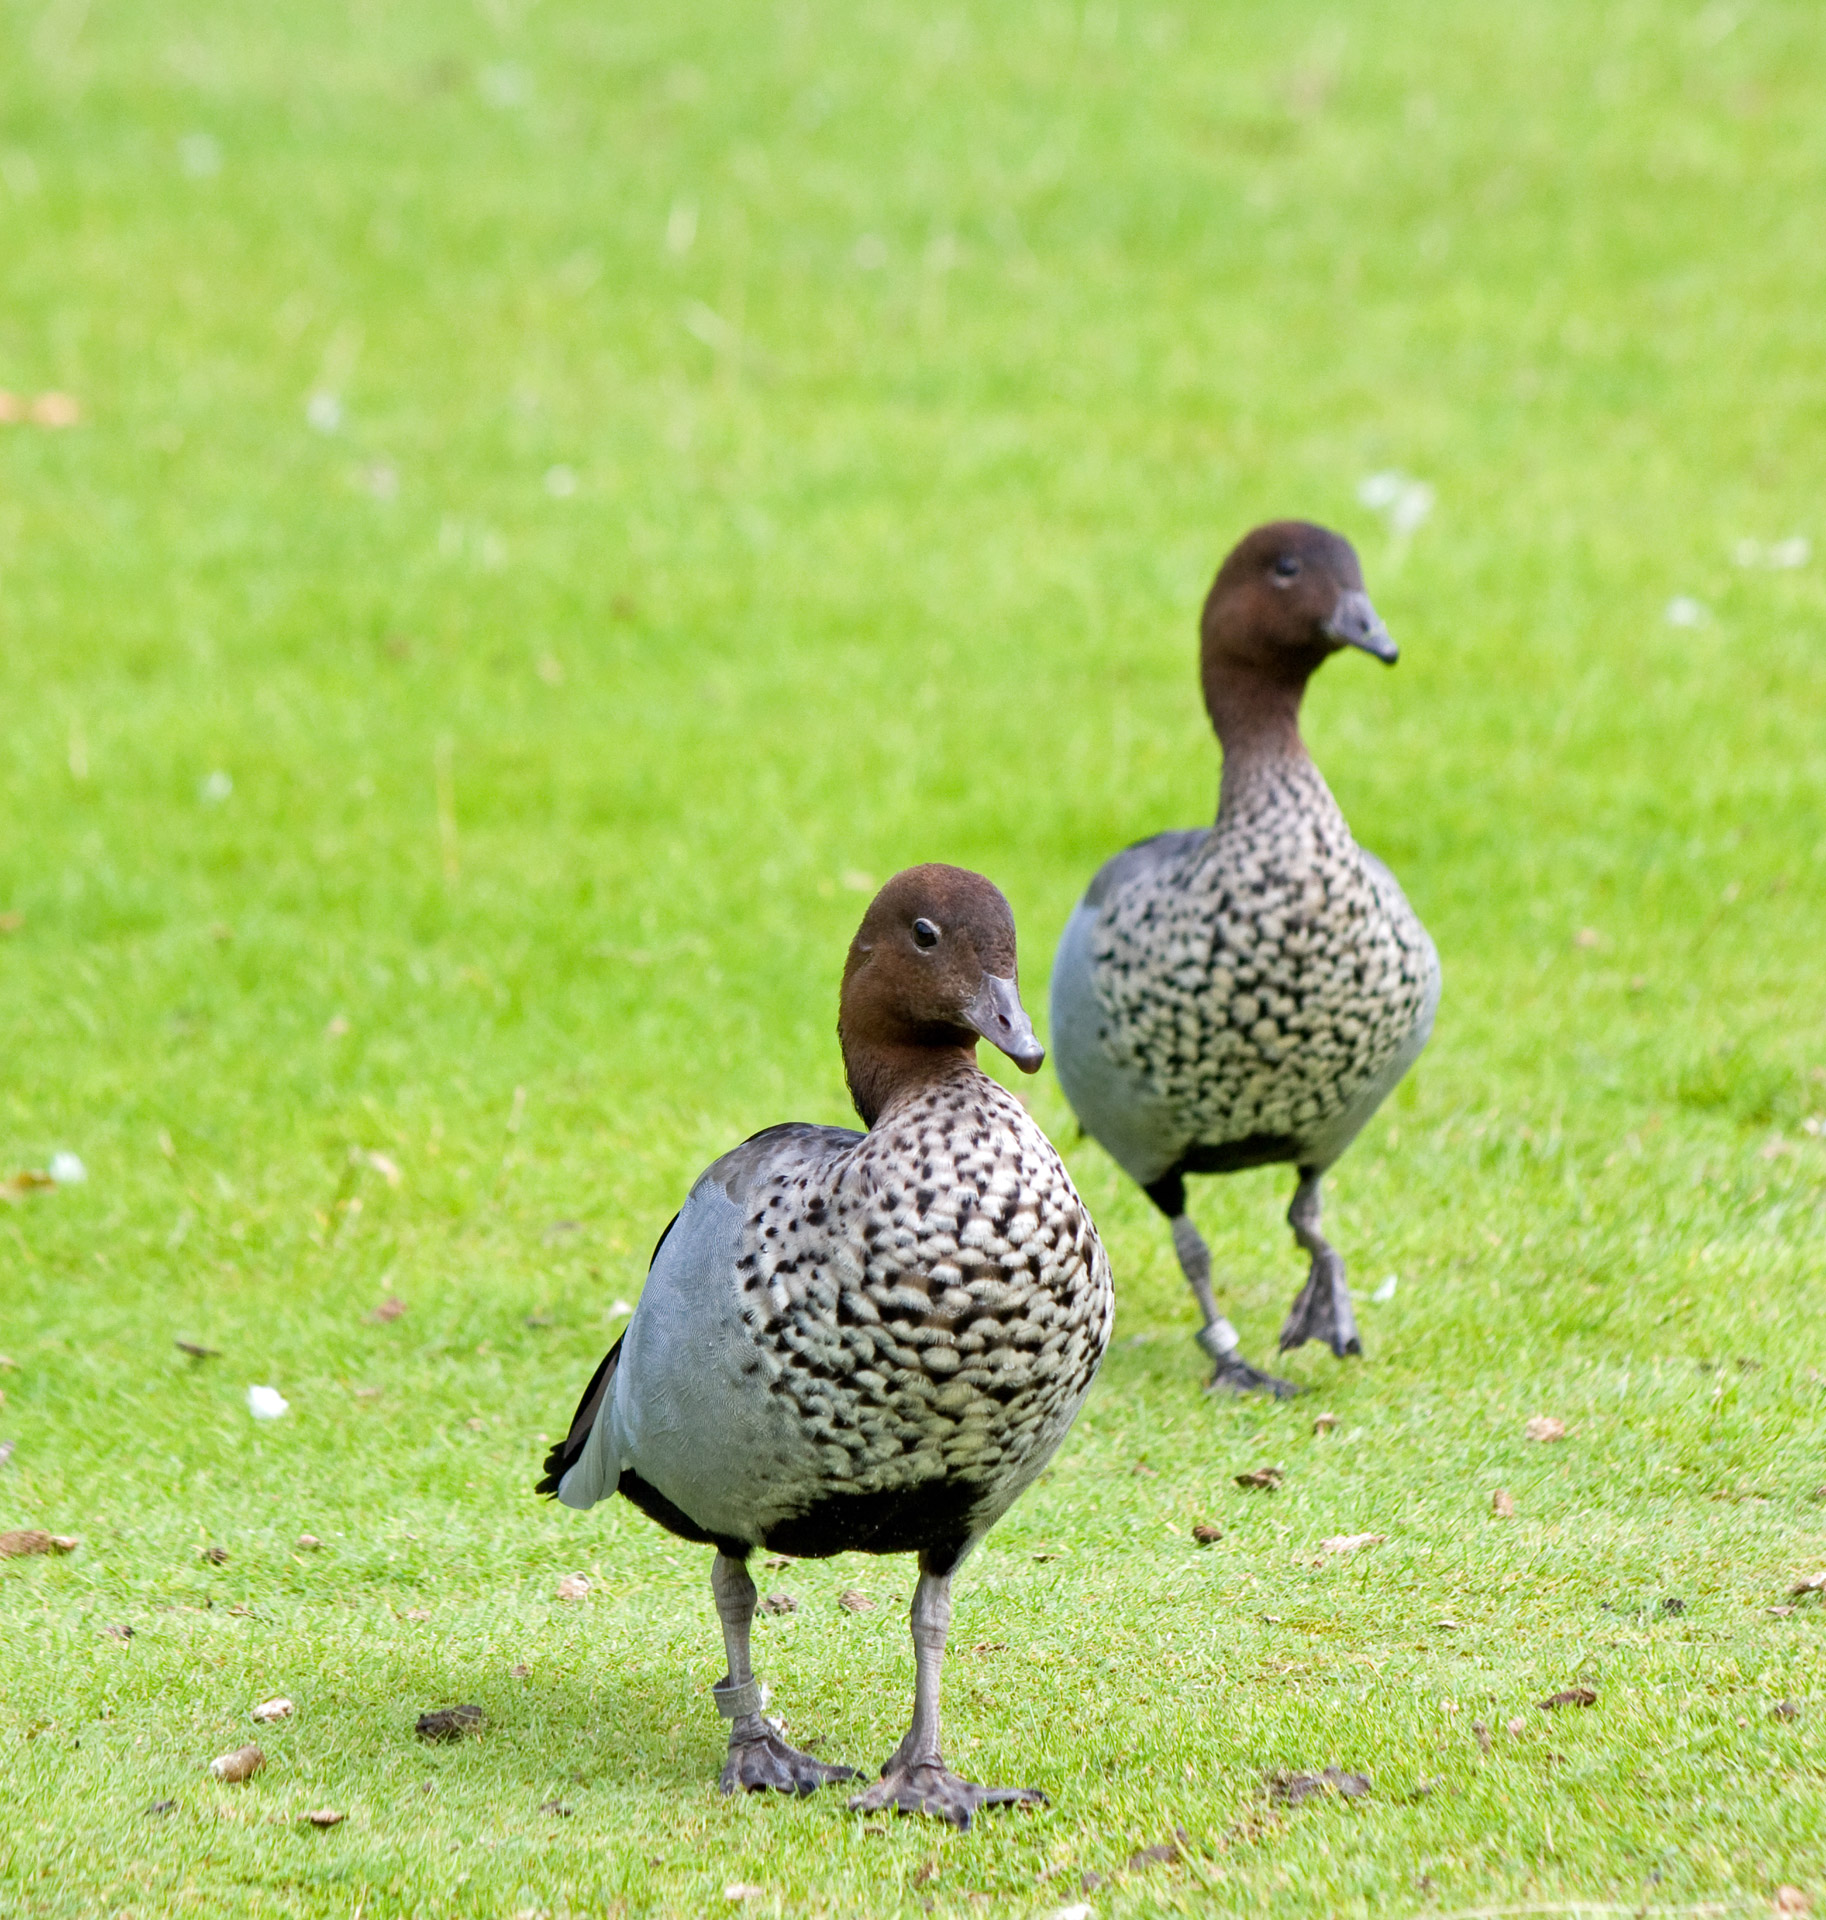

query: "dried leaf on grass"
(838, 1589), (876, 1613)
(303, 1808), (345, 1828)
(144, 1799), (177, 1816)
(1524, 1416), (1567, 1443)
(761, 1592), (798, 1615)
(1192, 1523), (1223, 1545)
(367, 1295), (406, 1324)
(540, 1799), (573, 1817)
(1127, 1826), (1189, 1870)
(0, 1529), (80, 1557)
(1473, 1719), (1491, 1752)
(1269, 1766), (1371, 1806)
(251, 1699), (293, 1724)
(1774, 1890), (1810, 1917)
(2, 1170), (56, 1199)
(209, 1744), (265, 1783)
(509, 1663), (531, 1680)
(1771, 1699), (1801, 1721)
(295, 1534), (322, 1552)
(1235, 1467), (1284, 1491)
(175, 1340), (221, 1360)
(1507, 1716), (1526, 1736)
(556, 1573), (590, 1601)
(1321, 1533), (1386, 1555)
(101, 1622), (134, 1640)
(1790, 1571), (1826, 1596)
(1312, 1412), (1339, 1435)
(416, 1705), (485, 1742)
(723, 1885), (764, 1903)
(1537, 1687), (1597, 1710)
(1491, 1488), (1516, 1518)
(200, 1546), (229, 1565)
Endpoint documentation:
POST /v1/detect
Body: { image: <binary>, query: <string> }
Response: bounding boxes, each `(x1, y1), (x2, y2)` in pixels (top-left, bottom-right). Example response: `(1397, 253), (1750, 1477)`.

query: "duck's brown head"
(1199, 521), (1394, 750)
(837, 864), (1042, 1126)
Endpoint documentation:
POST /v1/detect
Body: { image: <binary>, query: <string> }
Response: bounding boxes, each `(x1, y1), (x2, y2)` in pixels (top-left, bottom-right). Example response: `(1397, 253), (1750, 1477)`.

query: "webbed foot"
(720, 1728), (856, 1796)
(1278, 1250), (1361, 1358)
(849, 1758), (1047, 1832)
(1204, 1347), (1302, 1399)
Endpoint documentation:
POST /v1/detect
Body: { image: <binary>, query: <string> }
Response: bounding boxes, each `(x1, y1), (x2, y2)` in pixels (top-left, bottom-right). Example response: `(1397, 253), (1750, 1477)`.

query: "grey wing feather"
(1050, 832), (1208, 1189)
(555, 1123), (863, 1545)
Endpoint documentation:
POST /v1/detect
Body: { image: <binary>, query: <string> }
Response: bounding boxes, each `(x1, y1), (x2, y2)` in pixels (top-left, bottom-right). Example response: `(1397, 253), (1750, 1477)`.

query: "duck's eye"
(1272, 554), (1301, 583)
(912, 918), (941, 949)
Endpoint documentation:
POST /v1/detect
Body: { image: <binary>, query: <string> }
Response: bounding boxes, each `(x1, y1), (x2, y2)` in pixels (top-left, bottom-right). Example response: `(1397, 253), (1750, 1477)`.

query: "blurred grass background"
(2, 0), (1824, 1914)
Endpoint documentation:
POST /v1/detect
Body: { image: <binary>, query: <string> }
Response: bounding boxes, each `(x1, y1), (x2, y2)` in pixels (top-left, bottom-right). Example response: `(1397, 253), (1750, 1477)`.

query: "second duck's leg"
(1148, 1171), (1298, 1397)
(1277, 1170), (1362, 1358)
(711, 1551), (854, 1795)
(849, 1552), (1047, 1831)
(1171, 1213), (1300, 1398)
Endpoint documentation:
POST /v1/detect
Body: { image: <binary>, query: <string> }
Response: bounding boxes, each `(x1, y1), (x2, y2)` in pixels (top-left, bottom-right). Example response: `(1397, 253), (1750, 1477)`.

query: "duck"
(539, 865), (1113, 1827)
(1050, 521), (1439, 1397)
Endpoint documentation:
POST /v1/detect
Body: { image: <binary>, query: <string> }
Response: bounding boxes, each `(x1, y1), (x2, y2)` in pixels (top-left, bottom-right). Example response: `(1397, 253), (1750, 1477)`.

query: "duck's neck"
(1206, 671), (1312, 821)
(842, 1037), (979, 1130)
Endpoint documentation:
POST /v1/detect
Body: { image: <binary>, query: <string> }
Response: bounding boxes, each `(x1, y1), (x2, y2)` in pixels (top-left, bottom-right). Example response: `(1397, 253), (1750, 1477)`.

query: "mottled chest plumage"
(731, 1075), (1112, 1522)
(1089, 758), (1435, 1151)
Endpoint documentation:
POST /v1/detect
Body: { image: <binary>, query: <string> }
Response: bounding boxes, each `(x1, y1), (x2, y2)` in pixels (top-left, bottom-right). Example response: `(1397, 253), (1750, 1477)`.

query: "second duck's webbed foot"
(721, 1716), (856, 1796)
(1278, 1172), (1362, 1358)
(1203, 1338), (1302, 1399)
(850, 1758), (1046, 1832)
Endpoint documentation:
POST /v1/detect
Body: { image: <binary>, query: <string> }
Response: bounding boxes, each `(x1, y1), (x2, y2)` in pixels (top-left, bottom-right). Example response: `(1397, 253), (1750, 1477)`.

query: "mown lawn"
(2, 0), (1824, 1914)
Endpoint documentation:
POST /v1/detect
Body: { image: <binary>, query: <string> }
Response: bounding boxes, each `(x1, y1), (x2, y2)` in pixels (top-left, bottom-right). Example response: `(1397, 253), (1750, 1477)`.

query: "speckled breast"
(1089, 761), (1434, 1149)
(730, 1076), (1112, 1542)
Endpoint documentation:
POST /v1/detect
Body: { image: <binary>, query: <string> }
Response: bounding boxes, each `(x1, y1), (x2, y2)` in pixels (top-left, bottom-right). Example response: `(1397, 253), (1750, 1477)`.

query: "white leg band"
(1197, 1318), (1241, 1359)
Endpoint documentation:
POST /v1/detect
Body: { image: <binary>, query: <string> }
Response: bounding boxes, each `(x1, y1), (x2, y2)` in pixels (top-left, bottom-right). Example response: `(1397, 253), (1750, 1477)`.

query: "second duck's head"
(838, 864), (1044, 1125)
(1200, 522), (1396, 724)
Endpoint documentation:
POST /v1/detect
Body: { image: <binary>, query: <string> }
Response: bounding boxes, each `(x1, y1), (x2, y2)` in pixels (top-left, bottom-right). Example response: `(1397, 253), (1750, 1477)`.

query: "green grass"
(3, 0), (1825, 1913)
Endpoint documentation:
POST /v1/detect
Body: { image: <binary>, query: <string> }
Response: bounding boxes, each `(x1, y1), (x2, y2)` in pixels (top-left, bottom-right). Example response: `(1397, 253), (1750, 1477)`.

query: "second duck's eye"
(912, 918), (941, 949)
(1272, 554), (1301, 583)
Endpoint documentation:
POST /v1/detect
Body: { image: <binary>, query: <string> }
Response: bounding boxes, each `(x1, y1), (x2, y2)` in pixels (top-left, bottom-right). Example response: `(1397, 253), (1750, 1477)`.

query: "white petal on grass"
(665, 199), (698, 256)
(200, 770), (233, 803)
(478, 64), (531, 109)
(1371, 1274), (1398, 1303)
(682, 301), (737, 352)
(179, 132), (222, 179)
(544, 464), (577, 498)
(1770, 536), (1811, 569)
(1357, 470), (1434, 536)
(1664, 596), (1709, 628)
(609, 1298), (633, 1317)
(49, 1152), (86, 1184)
(247, 1386), (290, 1421)
(306, 391), (342, 433)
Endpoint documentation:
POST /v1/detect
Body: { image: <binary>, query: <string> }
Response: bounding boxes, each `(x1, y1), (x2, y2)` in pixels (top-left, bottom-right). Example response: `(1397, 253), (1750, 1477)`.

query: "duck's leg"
(849, 1552), (1047, 1831)
(1148, 1172), (1298, 1397)
(711, 1551), (854, 1795)
(1277, 1169), (1362, 1358)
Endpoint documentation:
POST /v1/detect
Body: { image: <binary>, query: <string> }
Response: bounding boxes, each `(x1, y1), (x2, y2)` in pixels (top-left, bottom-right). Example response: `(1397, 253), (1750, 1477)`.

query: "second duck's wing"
(1049, 830), (1210, 1188)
